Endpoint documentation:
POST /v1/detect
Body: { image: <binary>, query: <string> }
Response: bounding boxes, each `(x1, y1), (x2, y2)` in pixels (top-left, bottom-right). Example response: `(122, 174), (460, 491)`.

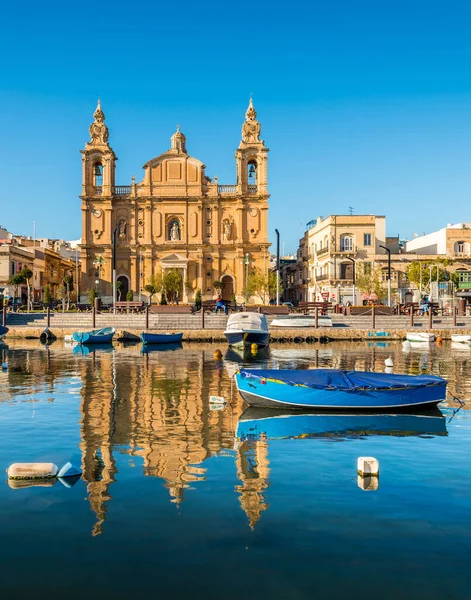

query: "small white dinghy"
(451, 334), (471, 344)
(271, 315), (333, 328)
(406, 332), (435, 343)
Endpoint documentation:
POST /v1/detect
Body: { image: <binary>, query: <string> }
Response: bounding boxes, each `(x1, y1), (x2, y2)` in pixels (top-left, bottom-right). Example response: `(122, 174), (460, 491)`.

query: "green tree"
(144, 273), (162, 305)
(63, 273), (73, 310)
(195, 289), (202, 310)
(355, 263), (384, 300)
(406, 259), (455, 294)
(116, 280), (123, 301)
(126, 290), (134, 301)
(212, 280), (224, 293)
(87, 288), (96, 307)
(20, 267), (33, 312)
(43, 284), (53, 307)
(163, 269), (183, 303)
(160, 291), (167, 305)
(8, 272), (25, 309)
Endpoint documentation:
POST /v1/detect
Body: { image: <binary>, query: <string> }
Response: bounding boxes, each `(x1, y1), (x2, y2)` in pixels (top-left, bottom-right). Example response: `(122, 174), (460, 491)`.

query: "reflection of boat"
(406, 332), (435, 342)
(236, 407), (447, 440)
(0, 325), (9, 340)
(271, 315), (332, 328)
(224, 313), (269, 349)
(72, 343), (114, 355)
(72, 327), (115, 344)
(225, 346), (270, 363)
(451, 342), (471, 351)
(451, 334), (471, 344)
(140, 332), (183, 345)
(140, 342), (182, 354)
(235, 368), (447, 410)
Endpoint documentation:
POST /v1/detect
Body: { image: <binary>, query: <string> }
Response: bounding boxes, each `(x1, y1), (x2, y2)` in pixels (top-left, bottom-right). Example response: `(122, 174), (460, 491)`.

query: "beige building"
(299, 215), (388, 304)
(80, 100), (270, 303)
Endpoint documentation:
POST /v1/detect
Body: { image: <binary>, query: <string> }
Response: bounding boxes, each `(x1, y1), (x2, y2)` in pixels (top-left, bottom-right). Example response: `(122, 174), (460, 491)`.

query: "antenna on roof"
(349, 206), (354, 216)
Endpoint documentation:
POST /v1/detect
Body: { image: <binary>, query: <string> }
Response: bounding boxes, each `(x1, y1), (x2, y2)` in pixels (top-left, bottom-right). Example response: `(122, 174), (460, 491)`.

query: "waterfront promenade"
(4, 311), (471, 342)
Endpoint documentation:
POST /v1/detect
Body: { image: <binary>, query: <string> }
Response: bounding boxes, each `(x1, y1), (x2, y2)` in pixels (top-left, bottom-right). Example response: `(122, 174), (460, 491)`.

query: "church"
(80, 100), (270, 303)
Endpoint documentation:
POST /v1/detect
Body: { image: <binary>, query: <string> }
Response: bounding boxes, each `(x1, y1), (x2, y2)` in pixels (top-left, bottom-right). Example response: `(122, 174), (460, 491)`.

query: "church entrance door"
(221, 275), (234, 301)
(117, 275), (129, 300)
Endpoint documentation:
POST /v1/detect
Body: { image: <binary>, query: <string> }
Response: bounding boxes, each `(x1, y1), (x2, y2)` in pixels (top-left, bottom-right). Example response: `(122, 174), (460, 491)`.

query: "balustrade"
(218, 185), (237, 194)
(113, 186), (131, 196)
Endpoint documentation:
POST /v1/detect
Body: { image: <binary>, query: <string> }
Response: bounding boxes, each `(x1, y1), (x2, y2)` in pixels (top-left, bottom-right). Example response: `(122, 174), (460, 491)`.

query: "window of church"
(248, 160), (257, 184)
(93, 163), (103, 187)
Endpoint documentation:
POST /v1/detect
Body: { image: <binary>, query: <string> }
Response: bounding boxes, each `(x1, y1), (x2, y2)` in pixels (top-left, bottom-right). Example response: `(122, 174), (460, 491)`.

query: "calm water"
(0, 340), (470, 599)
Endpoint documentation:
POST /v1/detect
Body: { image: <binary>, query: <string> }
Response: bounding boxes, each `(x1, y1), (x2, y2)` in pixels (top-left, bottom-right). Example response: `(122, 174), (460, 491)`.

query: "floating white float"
(209, 395), (226, 404)
(357, 456), (379, 477)
(7, 462), (59, 480)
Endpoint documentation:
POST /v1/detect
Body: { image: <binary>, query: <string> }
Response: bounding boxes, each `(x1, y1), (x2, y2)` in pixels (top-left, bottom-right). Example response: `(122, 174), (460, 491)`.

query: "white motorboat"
(223, 313), (270, 349)
(271, 315), (333, 328)
(406, 332), (435, 343)
(451, 334), (471, 344)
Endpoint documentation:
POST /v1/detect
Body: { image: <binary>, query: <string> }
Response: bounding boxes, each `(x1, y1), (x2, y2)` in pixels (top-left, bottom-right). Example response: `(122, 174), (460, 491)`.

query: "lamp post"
(93, 254), (105, 299)
(244, 252), (250, 302)
(275, 229), (280, 306)
(379, 245), (391, 306)
(345, 256), (355, 305)
(112, 228), (117, 312)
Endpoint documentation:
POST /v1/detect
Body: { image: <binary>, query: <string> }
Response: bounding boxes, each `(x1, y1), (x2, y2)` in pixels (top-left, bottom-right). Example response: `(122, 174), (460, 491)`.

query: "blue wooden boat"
(140, 332), (183, 345)
(141, 341), (182, 354)
(0, 325), (8, 339)
(235, 368), (447, 410)
(236, 407), (447, 440)
(72, 327), (115, 345)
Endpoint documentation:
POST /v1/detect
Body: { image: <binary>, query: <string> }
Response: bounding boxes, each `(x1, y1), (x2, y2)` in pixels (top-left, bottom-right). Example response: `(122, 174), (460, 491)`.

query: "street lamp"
(379, 245), (391, 306)
(345, 256), (355, 305)
(244, 252), (250, 301)
(275, 229), (280, 306)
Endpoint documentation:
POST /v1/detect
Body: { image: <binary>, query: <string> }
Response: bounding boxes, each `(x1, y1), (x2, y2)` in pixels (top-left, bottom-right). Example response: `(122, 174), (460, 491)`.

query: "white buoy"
(385, 366), (393, 374)
(210, 403), (225, 411)
(357, 456), (379, 477)
(384, 357), (393, 367)
(209, 395), (226, 404)
(7, 462), (59, 480)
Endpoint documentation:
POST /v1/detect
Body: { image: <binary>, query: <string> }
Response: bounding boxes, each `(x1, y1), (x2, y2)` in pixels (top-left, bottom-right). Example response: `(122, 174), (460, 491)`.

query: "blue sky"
(1, 0), (470, 254)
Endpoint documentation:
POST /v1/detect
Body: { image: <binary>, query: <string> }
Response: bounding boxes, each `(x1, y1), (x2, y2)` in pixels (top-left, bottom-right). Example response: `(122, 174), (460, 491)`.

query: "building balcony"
(113, 186), (131, 196)
(331, 246), (357, 255)
(316, 274), (330, 282)
(218, 185), (237, 194)
(316, 246), (329, 257)
(454, 252), (471, 258)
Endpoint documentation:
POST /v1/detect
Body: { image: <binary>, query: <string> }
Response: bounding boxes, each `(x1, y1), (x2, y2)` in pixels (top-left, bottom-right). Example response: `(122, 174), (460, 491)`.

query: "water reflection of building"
(77, 348), (241, 533)
(235, 439), (270, 529)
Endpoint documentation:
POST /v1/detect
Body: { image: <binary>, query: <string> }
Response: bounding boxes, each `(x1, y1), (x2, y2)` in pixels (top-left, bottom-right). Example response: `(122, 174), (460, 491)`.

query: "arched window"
(340, 234), (354, 252)
(94, 162), (103, 187)
(247, 160), (257, 185)
(454, 241), (470, 256)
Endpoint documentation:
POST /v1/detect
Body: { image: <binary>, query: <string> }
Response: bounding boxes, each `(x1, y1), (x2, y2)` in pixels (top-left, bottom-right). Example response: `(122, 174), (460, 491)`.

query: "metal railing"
(317, 246), (329, 257)
(218, 185), (237, 194)
(113, 186), (131, 195)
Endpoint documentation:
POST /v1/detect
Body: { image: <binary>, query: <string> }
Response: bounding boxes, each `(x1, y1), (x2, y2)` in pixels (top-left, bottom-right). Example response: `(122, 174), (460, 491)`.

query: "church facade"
(80, 100), (270, 303)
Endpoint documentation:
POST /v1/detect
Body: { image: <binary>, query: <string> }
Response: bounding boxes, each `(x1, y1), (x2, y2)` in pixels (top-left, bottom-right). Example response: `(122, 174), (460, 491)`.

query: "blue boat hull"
(141, 342), (183, 353)
(235, 369), (447, 410)
(72, 328), (115, 344)
(224, 331), (270, 349)
(236, 407), (447, 440)
(0, 325), (8, 339)
(140, 332), (183, 345)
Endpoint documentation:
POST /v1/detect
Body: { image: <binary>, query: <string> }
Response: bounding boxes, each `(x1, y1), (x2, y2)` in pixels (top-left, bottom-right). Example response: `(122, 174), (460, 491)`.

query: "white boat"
(406, 332), (435, 343)
(451, 334), (471, 344)
(271, 315), (333, 328)
(224, 313), (270, 349)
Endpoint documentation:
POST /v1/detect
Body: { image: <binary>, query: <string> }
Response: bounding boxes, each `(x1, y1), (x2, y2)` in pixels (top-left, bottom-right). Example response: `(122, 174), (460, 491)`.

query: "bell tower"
(81, 100), (117, 197)
(235, 98), (269, 195)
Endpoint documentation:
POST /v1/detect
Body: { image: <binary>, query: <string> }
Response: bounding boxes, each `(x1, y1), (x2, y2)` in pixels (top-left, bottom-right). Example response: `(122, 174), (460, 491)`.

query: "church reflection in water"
(77, 347), (270, 535)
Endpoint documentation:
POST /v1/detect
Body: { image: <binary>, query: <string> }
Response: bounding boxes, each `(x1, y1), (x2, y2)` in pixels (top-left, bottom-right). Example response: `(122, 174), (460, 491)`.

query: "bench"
(149, 305), (193, 314)
(260, 306), (289, 315)
(201, 300), (237, 314)
(115, 301), (145, 313)
(298, 302), (332, 315)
